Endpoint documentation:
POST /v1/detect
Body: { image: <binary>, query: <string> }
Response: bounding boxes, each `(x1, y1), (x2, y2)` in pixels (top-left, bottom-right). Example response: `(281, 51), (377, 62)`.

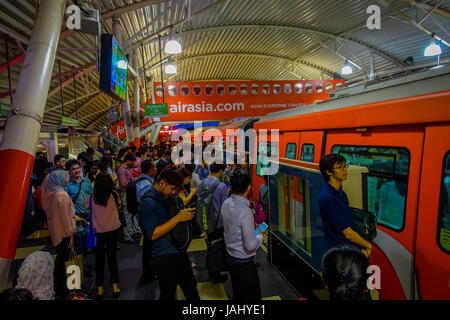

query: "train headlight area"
(0, 0), (449, 307)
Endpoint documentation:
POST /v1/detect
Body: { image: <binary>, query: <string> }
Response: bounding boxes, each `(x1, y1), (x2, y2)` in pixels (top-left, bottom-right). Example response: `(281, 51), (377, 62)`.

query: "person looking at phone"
(222, 168), (263, 300)
(140, 166), (200, 300)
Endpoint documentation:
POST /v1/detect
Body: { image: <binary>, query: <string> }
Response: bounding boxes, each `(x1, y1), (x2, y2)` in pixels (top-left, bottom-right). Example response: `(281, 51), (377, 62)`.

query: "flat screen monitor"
(100, 34), (128, 102)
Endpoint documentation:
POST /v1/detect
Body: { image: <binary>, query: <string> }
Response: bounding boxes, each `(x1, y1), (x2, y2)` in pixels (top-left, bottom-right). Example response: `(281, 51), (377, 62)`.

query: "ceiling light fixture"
(165, 58), (177, 74)
(341, 60), (353, 75)
(424, 34), (442, 57)
(164, 27), (182, 54)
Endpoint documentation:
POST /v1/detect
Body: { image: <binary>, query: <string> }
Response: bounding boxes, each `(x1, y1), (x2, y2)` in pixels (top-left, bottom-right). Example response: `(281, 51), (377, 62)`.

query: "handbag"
(350, 207), (377, 241)
(85, 196), (97, 249)
(65, 248), (84, 287)
(253, 201), (267, 225)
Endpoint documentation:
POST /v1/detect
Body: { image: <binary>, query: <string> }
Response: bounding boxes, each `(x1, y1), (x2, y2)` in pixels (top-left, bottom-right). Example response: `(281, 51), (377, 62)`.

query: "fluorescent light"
(341, 61), (353, 75)
(164, 39), (182, 54)
(424, 37), (442, 57)
(165, 60), (177, 74)
(117, 60), (128, 69)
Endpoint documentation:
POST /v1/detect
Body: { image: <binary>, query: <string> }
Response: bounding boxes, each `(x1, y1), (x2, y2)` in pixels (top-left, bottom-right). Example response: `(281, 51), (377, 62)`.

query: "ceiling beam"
(393, 0), (450, 19)
(69, 92), (103, 118)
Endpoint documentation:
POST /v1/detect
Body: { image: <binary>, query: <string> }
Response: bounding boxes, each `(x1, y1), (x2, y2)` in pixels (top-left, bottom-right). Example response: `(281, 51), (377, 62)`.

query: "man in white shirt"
(222, 169), (263, 300)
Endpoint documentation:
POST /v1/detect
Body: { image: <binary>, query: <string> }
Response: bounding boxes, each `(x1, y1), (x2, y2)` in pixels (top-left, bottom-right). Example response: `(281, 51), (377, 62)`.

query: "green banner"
(0, 103), (10, 118)
(145, 103), (168, 117)
(61, 116), (80, 127)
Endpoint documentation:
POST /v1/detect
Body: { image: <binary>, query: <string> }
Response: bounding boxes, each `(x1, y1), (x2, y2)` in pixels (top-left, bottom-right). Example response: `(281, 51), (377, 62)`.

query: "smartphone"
(254, 223), (268, 236)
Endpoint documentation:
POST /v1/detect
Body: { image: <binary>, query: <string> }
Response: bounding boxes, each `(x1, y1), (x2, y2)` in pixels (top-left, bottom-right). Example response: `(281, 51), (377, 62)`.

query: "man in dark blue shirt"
(140, 165), (199, 300)
(319, 154), (372, 258)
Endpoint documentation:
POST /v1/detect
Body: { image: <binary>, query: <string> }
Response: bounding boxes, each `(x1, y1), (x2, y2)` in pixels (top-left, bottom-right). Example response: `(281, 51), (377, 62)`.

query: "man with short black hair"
(319, 154), (372, 257)
(222, 168), (263, 300)
(48, 154), (66, 173)
(140, 166), (199, 300)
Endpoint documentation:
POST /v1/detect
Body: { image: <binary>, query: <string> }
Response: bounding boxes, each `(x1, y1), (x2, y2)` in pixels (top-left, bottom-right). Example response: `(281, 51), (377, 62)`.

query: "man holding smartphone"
(222, 169), (263, 300)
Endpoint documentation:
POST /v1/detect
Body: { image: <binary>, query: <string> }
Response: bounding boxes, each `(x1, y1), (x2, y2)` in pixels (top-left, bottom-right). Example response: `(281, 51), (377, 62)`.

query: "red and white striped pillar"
(0, 0), (67, 291)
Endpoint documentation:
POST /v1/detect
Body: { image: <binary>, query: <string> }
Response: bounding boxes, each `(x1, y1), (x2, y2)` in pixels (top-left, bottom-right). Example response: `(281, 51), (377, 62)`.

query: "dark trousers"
(151, 253), (200, 301)
(54, 237), (71, 299)
(206, 227), (224, 280)
(95, 229), (119, 287)
(226, 254), (261, 300)
(139, 219), (154, 279)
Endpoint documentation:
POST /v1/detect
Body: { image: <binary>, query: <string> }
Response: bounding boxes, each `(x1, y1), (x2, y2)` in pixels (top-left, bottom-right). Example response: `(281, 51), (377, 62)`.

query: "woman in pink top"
(41, 170), (77, 299)
(86, 172), (121, 299)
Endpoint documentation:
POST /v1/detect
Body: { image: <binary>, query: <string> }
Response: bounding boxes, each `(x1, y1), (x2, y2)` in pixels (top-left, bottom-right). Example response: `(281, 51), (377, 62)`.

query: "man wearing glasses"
(319, 154), (372, 258)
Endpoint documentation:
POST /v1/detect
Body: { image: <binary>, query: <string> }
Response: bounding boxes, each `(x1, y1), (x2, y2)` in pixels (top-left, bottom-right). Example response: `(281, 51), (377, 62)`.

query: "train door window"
(251, 84), (259, 95)
(284, 83), (292, 94)
(239, 84), (248, 95)
(331, 145), (410, 231)
(305, 83), (313, 94)
(257, 141), (279, 177)
(300, 144), (315, 162)
(294, 83), (303, 94)
(181, 85), (189, 96)
(336, 82), (344, 90)
(273, 84), (281, 95)
(285, 143), (297, 160)
(262, 84), (270, 94)
(325, 82), (334, 92)
(316, 83), (323, 94)
(156, 85), (163, 97)
(437, 151), (450, 254)
(217, 84), (225, 96)
(168, 85), (177, 97)
(205, 84), (214, 96)
(193, 84), (202, 96)
(228, 84), (237, 95)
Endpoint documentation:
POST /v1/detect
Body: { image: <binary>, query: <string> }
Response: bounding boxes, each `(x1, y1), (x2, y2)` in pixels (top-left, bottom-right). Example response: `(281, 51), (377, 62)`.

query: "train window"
(437, 151), (450, 254)
(335, 82), (344, 90)
(331, 145), (410, 232)
(305, 83), (313, 94)
(316, 83), (323, 94)
(262, 84), (270, 94)
(240, 84), (248, 95)
(217, 84), (225, 96)
(205, 84), (214, 96)
(273, 84), (281, 95)
(284, 83), (292, 94)
(294, 83), (303, 94)
(228, 84), (237, 95)
(257, 141), (279, 177)
(181, 85), (189, 96)
(286, 143), (297, 160)
(300, 144), (314, 162)
(325, 82), (334, 92)
(251, 84), (259, 95)
(193, 84), (202, 96)
(168, 85), (177, 97)
(155, 85), (163, 97)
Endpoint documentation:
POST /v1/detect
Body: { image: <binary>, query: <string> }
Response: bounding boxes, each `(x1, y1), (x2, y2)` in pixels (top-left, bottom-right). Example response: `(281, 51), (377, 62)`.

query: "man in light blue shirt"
(222, 169), (263, 300)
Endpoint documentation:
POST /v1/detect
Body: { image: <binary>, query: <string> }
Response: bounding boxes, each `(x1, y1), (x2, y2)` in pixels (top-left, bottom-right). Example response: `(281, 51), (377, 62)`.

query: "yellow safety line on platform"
(188, 238), (207, 252)
(177, 281), (229, 300)
(262, 296), (282, 300)
(26, 229), (50, 239)
(15, 245), (46, 260)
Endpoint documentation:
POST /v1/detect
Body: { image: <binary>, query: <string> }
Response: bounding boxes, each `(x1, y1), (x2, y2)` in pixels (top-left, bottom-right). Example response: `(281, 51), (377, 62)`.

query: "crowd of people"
(1, 139), (375, 301)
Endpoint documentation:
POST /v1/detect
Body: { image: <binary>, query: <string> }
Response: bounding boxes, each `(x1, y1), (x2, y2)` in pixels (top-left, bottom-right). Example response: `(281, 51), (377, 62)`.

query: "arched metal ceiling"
(0, 0), (449, 131)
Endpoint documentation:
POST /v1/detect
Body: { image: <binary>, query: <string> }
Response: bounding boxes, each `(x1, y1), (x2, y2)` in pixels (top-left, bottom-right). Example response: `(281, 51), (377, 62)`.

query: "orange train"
(217, 67), (450, 300)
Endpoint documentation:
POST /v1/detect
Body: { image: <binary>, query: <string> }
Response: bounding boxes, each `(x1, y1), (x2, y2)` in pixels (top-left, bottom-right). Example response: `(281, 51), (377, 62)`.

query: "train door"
(415, 124), (450, 299)
(325, 125), (425, 300)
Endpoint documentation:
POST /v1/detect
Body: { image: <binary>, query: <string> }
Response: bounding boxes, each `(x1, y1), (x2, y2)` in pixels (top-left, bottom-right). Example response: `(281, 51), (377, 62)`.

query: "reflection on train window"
(217, 84), (225, 96)
(331, 145), (410, 231)
(257, 141), (279, 177)
(156, 85), (163, 97)
(294, 83), (303, 94)
(205, 84), (214, 96)
(335, 82), (344, 90)
(305, 83), (313, 94)
(240, 84), (248, 95)
(228, 84), (237, 95)
(273, 84), (281, 94)
(286, 143), (297, 160)
(284, 83), (292, 94)
(301, 144), (314, 162)
(273, 173), (312, 255)
(181, 85), (189, 96)
(193, 84), (202, 96)
(325, 82), (334, 92)
(316, 83), (323, 94)
(438, 151), (450, 254)
(251, 84), (259, 95)
(262, 84), (270, 94)
(168, 85), (177, 97)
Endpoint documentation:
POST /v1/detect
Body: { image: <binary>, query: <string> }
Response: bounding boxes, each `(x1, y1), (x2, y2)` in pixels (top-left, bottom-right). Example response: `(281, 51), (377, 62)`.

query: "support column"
(0, 0), (67, 292)
(133, 49), (140, 148)
(112, 18), (135, 147)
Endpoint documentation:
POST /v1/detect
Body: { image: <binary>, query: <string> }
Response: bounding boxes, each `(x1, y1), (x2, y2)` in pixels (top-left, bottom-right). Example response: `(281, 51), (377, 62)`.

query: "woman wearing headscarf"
(15, 251), (55, 300)
(41, 170), (77, 299)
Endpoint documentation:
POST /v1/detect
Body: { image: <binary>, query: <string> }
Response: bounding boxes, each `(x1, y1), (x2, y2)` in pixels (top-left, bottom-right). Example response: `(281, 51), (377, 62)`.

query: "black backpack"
(162, 195), (192, 251)
(196, 179), (221, 233)
(126, 176), (151, 215)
